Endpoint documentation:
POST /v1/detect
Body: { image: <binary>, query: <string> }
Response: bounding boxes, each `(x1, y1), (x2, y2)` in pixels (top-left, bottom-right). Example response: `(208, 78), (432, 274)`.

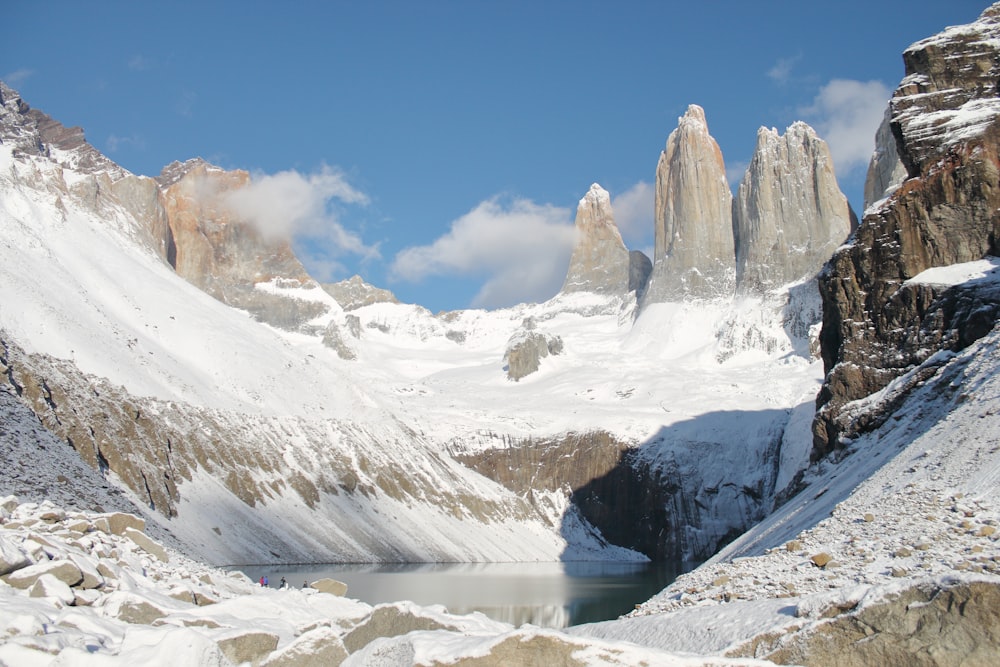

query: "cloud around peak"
(390, 196), (576, 309)
(221, 164), (378, 281)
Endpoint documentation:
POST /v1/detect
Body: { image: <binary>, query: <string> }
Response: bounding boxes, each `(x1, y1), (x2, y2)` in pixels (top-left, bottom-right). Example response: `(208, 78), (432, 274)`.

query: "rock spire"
(643, 105), (735, 303)
(732, 122), (855, 294)
(561, 183), (632, 295)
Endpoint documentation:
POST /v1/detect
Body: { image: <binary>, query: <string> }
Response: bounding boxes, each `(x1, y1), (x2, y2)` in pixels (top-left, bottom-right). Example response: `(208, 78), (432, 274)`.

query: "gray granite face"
(732, 122), (855, 295)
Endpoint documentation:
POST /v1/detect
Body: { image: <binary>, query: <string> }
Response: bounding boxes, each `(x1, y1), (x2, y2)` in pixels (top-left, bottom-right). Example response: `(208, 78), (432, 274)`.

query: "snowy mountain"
(2, 3), (1000, 664)
(0, 75), (832, 568)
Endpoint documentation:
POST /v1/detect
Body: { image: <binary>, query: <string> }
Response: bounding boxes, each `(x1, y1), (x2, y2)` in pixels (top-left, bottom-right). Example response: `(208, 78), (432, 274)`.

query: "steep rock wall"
(644, 105), (735, 303)
(814, 4), (1000, 458)
(733, 123), (855, 294)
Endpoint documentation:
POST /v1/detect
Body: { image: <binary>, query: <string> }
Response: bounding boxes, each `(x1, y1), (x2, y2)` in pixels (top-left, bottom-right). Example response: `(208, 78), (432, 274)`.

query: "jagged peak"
(679, 103), (707, 127)
(579, 182), (611, 208)
(155, 157), (229, 188)
(754, 121), (819, 148)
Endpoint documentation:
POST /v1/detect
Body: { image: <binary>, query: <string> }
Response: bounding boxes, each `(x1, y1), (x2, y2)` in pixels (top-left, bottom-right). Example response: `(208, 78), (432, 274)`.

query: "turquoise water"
(239, 561), (676, 629)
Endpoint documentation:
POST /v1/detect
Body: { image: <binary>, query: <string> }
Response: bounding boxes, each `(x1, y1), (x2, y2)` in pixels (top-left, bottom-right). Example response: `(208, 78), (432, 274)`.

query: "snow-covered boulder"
(0, 533), (31, 576)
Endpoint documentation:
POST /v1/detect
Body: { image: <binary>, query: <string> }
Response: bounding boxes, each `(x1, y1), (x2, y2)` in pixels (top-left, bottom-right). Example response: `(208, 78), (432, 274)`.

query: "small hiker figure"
(279, 576), (287, 589)
(302, 580), (308, 589)
(259, 576), (265, 587)
(263, 575), (269, 587)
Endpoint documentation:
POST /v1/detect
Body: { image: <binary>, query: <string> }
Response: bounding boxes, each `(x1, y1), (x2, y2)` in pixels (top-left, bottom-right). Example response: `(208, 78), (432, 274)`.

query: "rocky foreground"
(1, 495), (783, 666)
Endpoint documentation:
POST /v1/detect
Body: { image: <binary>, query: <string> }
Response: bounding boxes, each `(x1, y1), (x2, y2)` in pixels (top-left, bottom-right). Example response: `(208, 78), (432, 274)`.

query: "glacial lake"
(238, 561), (676, 628)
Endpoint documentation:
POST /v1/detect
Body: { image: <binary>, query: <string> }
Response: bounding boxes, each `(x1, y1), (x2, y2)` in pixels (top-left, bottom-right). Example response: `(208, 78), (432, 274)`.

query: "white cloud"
(223, 165), (378, 264)
(391, 197), (575, 309)
(800, 79), (891, 177)
(609, 181), (654, 247)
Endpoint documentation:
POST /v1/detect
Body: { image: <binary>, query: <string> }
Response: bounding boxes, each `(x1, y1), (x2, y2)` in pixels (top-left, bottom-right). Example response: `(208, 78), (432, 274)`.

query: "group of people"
(258, 575), (290, 589)
(258, 575), (308, 589)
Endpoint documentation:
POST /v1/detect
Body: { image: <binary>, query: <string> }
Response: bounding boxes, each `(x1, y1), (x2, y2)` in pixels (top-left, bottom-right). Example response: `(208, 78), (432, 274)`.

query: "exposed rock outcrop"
(0, 333), (562, 564)
(0, 81), (126, 179)
(863, 106), (909, 211)
(156, 159), (331, 331)
(644, 105), (735, 303)
(733, 123), (855, 294)
(322, 275), (400, 311)
(458, 420), (787, 565)
(561, 184), (633, 295)
(754, 579), (1000, 666)
(503, 319), (563, 381)
(813, 4), (1000, 458)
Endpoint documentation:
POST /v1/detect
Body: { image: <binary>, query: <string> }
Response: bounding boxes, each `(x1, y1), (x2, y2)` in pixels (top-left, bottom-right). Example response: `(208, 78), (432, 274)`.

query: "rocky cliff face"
(814, 4), (1000, 458)
(644, 105), (735, 303)
(156, 159), (332, 331)
(733, 123), (855, 294)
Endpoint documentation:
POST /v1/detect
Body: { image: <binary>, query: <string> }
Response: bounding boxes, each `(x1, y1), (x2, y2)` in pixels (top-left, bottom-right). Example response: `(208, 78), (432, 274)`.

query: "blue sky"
(5, 1), (987, 311)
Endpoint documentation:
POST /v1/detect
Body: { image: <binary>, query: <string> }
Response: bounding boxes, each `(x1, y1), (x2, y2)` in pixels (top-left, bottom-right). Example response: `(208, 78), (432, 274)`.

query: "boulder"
(342, 604), (457, 654)
(3, 559), (83, 589)
(503, 329), (563, 381)
(310, 578), (348, 596)
(104, 592), (173, 625)
(260, 627), (348, 667)
(763, 580), (1000, 666)
(216, 629), (280, 666)
(124, 526), (169, 563)
(105, 513), (145, 536)
(0, 533), (31, 576)
(67, 553), (105, 589)
(28, 573), (75, 606)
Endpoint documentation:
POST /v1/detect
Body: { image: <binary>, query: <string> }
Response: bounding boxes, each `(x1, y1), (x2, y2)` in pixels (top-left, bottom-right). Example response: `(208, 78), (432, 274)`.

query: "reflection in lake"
(236, 561), (676, 628)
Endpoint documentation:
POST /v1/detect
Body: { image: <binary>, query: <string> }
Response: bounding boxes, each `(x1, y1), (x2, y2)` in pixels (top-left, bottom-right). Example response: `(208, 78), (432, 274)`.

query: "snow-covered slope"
(571, 284), (1000, 660)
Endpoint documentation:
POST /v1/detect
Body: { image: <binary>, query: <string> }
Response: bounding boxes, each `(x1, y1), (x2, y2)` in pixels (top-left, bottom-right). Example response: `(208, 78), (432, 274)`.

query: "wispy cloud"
(222, 165), (378, 268)
(767, 55), (801, 85)
(105, 134), (146, 153)
(800, 79), (891, 178)
(609, 181), (654, 247)
(391, 197), (575, 309)
(3, 68), (35, 87)
(175, 90), (197, 117)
